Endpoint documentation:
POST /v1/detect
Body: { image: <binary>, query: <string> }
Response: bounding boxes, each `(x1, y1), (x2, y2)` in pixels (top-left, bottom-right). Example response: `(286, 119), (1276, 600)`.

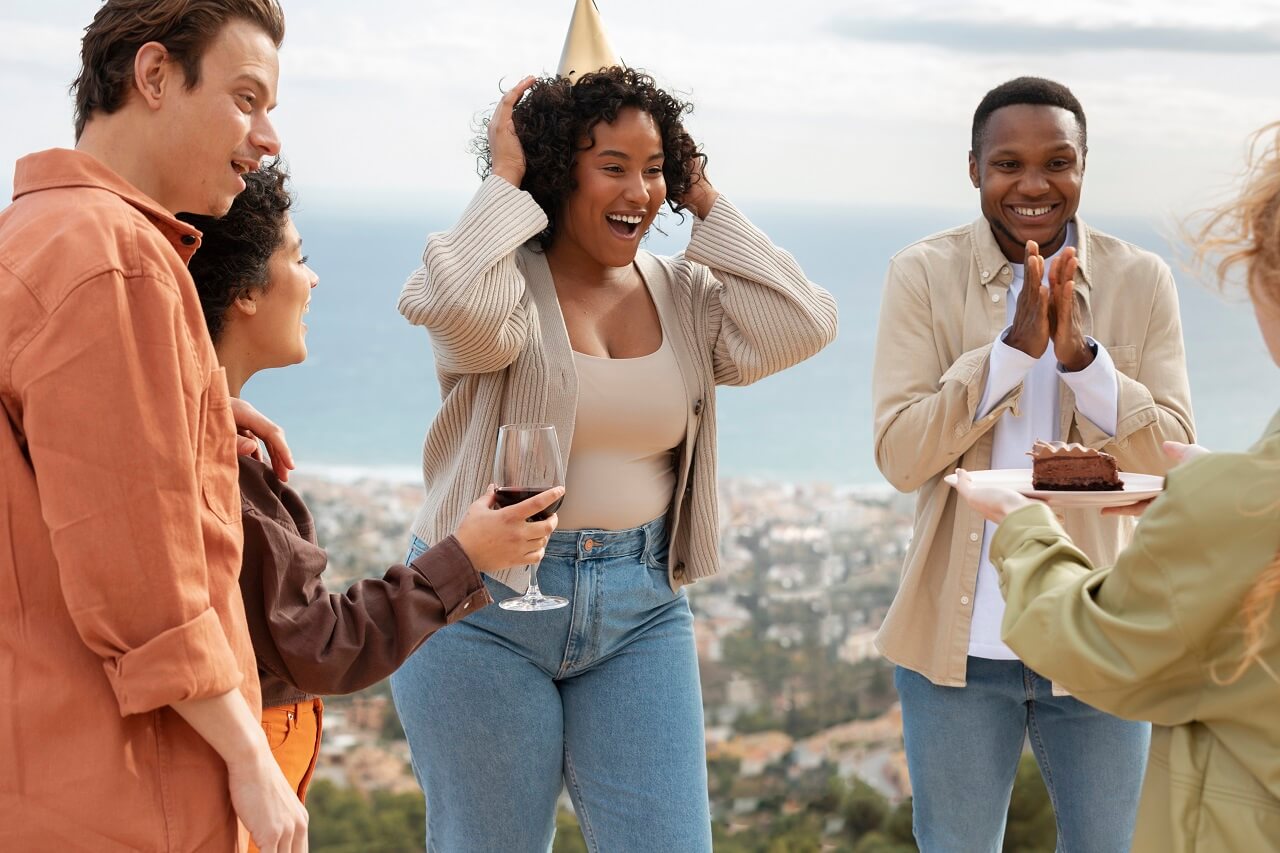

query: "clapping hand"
(1005, 240), (1092, 371)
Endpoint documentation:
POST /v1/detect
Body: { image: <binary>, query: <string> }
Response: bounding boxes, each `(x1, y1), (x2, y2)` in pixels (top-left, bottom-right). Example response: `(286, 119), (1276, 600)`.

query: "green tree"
(842, 780), (890, 839)
(1003, 755), (1056, 852)
(552, 809), (589, 853)
(307, 779), (426, 852)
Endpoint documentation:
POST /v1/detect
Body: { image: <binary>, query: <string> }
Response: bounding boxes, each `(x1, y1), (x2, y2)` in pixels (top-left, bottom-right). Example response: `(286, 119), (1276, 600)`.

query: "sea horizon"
(247, 198), (1275, 487)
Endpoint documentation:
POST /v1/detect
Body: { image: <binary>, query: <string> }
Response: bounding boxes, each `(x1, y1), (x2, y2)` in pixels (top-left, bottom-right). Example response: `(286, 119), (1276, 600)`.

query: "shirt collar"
(11, 148), (203, 261)
(971, 213), (1093, 290)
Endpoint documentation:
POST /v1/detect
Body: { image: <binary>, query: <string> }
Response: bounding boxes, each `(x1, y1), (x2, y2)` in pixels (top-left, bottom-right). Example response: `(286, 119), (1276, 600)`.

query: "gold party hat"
(557, 0), (621, 83)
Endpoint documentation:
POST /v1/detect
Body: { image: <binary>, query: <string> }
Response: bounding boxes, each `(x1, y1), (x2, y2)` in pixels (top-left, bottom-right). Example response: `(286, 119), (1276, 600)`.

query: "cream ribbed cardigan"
(398, 176), (838, 590)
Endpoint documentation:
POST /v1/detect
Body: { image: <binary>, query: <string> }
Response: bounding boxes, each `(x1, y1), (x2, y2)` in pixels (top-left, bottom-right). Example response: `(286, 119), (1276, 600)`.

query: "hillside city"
(293, 473), (1058, 851)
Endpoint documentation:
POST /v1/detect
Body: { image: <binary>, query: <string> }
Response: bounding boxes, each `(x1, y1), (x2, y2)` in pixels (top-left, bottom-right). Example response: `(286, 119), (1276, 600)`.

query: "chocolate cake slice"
(1028, 440), (1123, 491)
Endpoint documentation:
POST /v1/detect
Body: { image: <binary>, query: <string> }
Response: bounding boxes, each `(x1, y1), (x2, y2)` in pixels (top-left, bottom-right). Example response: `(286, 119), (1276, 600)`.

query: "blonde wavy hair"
(1192, 121), (1280, 683)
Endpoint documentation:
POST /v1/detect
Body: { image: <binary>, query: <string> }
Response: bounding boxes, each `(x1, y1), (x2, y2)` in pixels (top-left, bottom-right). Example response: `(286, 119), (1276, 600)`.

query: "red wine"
(494, 487), (563, 521)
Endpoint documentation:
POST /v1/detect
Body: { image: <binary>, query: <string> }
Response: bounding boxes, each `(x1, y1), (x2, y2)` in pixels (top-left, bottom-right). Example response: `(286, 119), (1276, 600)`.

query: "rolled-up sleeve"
(15, 271), (241, 715)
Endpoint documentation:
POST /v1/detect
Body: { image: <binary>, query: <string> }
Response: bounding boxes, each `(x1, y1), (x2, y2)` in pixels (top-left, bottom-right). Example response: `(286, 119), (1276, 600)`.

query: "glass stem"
(525, 563), (543, 600)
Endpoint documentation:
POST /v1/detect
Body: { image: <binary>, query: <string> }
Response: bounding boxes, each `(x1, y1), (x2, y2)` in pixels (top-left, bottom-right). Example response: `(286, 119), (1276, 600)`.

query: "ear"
(231, 291), (261, 318)
(133, 41), (173, 111)
(968, 150), (980, 189)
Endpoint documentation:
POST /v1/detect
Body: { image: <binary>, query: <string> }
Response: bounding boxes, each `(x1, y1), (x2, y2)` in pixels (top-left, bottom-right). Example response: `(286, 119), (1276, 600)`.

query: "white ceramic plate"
(943, 468), (1165, 508)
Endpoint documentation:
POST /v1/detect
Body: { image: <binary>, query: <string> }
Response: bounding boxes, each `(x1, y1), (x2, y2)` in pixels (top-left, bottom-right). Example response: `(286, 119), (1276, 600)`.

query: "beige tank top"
(556, 335), (686, 531)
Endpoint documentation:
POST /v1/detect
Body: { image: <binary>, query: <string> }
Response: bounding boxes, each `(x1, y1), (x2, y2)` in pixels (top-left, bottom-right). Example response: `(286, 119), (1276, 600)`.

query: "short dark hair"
(178, 161), (293, 343)
(474, 66), (706, 250)
(71, 0), (286, 141)
(971, 76), (1087, 156)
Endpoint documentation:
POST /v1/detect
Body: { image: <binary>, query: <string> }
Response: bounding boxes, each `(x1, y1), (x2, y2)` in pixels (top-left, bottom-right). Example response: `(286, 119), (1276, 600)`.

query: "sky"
(2, 0), (1279, 219)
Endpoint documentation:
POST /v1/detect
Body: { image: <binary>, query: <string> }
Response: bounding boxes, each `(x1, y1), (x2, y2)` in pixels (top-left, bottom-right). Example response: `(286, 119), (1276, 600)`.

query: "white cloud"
(2, 0), (1276, 219)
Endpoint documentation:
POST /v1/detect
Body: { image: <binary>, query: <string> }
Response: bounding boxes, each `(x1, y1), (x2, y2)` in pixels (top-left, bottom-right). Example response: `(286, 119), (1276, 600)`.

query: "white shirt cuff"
(976, 327), (1039, 421)
(1058, 337), (1119, 437)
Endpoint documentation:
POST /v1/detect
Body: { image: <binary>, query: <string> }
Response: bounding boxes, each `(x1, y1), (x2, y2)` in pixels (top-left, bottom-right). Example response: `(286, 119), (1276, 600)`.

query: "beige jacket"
(872, 215), (1194, 685)
(991, 410), (1280, 852)
(398, 176), (837, 590)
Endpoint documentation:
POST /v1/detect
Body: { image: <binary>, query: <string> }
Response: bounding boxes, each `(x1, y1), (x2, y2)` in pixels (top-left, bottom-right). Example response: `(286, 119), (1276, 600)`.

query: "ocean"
(252, 197), (1275, 485)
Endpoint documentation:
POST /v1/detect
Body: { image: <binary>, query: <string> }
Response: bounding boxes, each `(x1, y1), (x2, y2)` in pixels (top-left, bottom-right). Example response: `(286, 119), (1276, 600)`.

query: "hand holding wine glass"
(494, 424), (568, 611)
(452, 485), (563, 574)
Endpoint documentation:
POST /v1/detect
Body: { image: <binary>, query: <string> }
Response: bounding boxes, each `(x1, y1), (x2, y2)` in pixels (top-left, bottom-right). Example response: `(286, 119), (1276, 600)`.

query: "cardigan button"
(673, 562), (686, 579)
(693, 398), (704, 416)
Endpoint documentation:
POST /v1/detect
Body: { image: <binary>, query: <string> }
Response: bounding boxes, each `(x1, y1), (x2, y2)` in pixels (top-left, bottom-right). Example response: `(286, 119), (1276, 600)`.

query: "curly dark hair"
(178, 161), (293, 342)
(971, 76), (1087, 157)
(475, 66), (706, 250)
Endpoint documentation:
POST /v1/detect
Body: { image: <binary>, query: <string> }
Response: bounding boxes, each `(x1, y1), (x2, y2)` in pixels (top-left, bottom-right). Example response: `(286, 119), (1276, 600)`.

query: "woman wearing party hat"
(390, 1), (838, 849)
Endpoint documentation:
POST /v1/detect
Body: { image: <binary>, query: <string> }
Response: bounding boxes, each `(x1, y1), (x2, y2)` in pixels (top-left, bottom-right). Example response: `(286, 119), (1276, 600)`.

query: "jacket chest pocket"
(1105, 344), (1138, 377)
(197, 367), (240, 524)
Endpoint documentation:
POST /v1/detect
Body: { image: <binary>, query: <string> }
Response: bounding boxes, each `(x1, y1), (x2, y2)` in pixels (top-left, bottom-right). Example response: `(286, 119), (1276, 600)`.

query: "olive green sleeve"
(989, 502), (1201, 726)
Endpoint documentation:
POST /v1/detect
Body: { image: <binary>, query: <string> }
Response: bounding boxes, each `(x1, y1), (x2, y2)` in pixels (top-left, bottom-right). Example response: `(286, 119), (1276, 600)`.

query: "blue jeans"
(391, 516), (712, 853)
(895, 658), (1149, 853)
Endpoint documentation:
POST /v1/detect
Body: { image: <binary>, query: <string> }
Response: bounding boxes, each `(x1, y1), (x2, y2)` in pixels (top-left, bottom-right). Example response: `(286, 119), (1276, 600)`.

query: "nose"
(251, 113), (281, 157)
(307, 266), (318, 289)
(1019, 167), (1050, 196)
(621, 170), (649, 205)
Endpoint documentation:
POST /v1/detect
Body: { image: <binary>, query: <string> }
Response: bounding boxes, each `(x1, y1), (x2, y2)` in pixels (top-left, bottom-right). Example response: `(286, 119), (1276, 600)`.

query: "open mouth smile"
(1009, 203), (1058, 219)
(606, 213), (644, 239)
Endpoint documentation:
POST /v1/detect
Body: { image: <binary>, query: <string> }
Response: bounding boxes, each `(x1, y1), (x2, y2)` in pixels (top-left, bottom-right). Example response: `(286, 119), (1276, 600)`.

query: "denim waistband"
(545, 515), (668, 561)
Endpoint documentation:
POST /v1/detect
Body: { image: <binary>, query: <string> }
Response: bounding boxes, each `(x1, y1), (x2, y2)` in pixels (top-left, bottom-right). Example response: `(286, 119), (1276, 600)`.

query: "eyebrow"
(987, 142), (1077, 158)
(595, 149), (665, 161)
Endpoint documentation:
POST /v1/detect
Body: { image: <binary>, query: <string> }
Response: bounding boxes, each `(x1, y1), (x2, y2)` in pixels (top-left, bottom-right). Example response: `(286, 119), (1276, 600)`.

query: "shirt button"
(961, 595), (971, 606)
(969, 531), (979, 542)
(991, 292), (1001, 303)
(462, 601), (470, 610)
(981, 270), (990, 280)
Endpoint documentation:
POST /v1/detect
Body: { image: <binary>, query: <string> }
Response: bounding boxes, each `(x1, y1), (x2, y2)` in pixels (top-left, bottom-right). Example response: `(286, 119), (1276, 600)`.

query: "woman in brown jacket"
(180, 163), (563, 816)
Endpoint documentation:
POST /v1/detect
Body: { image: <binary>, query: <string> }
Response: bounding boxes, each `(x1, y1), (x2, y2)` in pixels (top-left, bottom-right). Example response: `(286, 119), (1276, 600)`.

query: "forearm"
(171, 689), (269, 769)
(976, 332), (1037, 420)
(992, 503), (1199, 723)
(398, 176), (546, 373)
(684, 197), (838, 386)
(264, 538), (487, 695)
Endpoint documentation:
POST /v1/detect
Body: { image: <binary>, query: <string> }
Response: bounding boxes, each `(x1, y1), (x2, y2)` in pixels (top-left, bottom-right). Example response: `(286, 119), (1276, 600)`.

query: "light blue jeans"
(391, 516), (712, 853)
(896, 658), (1149, 853)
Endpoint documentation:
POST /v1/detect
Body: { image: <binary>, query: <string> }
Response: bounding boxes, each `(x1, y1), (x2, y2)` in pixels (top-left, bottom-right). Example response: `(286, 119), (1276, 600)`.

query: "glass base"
(499, 592), (568, 611)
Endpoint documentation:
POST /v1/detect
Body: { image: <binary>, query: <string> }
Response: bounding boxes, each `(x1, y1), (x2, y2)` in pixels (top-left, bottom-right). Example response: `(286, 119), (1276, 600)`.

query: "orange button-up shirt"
(0, 149), (258, 851)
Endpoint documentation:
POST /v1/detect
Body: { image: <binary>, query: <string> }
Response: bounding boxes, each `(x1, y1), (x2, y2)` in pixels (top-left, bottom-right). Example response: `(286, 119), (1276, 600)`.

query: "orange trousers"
(247, 698), (323, 853)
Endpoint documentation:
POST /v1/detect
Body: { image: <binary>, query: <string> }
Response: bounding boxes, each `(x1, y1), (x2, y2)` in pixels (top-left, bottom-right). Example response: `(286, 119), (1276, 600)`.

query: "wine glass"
(493, 423), (568, 611)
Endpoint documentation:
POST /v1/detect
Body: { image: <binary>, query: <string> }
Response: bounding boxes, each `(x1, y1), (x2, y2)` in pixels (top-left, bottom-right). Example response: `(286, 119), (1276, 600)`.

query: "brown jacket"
(872, 215), (1195, 685)
(238, 457), (490, 708)
(0, 149), (255, 851)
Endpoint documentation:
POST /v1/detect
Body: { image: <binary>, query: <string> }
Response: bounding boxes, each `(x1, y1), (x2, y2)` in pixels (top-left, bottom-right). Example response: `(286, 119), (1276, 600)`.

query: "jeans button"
(583, 538), (595, 552)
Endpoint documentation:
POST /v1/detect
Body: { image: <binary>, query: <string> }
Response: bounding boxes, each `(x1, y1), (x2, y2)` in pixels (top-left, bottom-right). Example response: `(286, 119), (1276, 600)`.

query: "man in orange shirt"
(0, 2), (307, 851)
